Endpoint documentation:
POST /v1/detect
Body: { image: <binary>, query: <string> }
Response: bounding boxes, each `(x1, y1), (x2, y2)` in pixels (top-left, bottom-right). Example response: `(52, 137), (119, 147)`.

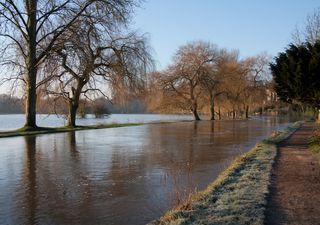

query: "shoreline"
(148, 121), (302, 225)
(0, 120), (196, 138)
(0, 115), (293, 138)
(0, 123), (143, 138)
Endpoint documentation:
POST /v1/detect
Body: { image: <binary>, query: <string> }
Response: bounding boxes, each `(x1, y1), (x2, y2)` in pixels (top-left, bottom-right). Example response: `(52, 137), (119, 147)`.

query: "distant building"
(266, 89), (278, 102)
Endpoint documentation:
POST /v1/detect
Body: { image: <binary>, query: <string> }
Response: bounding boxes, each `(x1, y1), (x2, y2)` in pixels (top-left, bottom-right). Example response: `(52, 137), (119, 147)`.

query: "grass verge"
(309, 125), (320, 162)
(0, 123), (143, 138)
(148, 121), (302, 225)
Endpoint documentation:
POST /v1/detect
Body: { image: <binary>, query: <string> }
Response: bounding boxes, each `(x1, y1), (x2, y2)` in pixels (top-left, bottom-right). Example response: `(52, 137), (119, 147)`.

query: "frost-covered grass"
(0, 119), (195, 138)
(0, 122), (143, 138)
(149, 122), (302, 225)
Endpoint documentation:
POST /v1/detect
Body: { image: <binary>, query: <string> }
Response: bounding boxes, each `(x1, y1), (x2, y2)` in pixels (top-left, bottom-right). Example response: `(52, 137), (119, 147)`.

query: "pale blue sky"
(1, 1), (319, 94)
(132, 0), (320, 69)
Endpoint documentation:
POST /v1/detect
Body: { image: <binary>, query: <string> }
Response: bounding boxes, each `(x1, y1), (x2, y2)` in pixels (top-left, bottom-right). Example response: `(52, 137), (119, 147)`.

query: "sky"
(1, 1), (320, 95)
(131, 0), (320, 69)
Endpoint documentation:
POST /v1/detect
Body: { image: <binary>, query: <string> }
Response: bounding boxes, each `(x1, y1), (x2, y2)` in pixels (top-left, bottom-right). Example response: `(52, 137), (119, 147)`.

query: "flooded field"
(0, 114), (194, 131)
(0, 116), (293, 225)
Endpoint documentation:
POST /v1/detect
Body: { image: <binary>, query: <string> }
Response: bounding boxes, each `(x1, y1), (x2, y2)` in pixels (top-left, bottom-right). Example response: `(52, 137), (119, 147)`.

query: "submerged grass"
(149, 121), (302, 225)
(0, 123), (143, 138)
(0, 119), (194, 138)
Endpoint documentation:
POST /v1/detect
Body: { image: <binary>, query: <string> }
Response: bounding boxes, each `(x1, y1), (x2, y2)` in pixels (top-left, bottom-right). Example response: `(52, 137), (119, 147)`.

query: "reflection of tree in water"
(23, 135), (37, 225)
(143, 121), (259, 208)
(210, 121), (215, 133)
(21, 133), (96, 224)
(14, 119), (289, 225)
(68, 131), (80, 159)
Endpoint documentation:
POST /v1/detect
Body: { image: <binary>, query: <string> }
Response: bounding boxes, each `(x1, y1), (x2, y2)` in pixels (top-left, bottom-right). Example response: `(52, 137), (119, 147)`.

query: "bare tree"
(43, 21), (152, 127)
(217, 54), (247, 119)
(241, 53), (270, 118)
(292, 7), (320, 44)
(0, 0), (139, 129)
(199, 48), (239, 120)
(161, 41), (216, 120)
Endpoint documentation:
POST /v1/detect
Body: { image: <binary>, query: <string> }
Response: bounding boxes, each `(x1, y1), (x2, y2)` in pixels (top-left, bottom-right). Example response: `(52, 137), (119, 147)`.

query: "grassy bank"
(309, 125), (320, 161)
(0, 120), (195, 138)
(0, 123), (143, 138)
(149, 122), (302, 225)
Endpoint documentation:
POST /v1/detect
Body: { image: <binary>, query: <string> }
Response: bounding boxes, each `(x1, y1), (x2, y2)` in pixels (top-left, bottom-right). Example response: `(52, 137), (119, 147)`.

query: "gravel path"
(265, 122), (320, 225)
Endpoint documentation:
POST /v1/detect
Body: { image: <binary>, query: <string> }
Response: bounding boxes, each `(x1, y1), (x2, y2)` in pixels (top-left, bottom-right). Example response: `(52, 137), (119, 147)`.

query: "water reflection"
(0, 117), (294, 225)
(23, 136), (37, 225)
(68, 131), (80, 159)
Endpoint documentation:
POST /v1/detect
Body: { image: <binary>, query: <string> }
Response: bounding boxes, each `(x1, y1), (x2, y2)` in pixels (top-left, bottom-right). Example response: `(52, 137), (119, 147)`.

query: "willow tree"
(241, 53), (270, 118)
(44, 22), (152, 127)
(199, 49), (239, 120)
(161, 41), (216, 120)
(0, 0), (138, 129)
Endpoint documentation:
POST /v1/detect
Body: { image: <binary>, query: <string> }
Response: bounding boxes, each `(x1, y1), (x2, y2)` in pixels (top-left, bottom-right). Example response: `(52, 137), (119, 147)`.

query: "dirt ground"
(265, 122), (320, 225)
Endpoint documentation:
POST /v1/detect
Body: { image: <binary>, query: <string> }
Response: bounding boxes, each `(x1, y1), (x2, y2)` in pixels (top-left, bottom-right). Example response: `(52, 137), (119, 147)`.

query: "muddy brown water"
(0, 117), (294, 225)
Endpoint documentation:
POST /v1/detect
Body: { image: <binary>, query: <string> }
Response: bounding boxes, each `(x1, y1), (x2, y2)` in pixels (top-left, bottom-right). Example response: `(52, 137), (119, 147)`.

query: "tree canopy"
(0, 0), (140, 129)
(270, 41), (320, 108)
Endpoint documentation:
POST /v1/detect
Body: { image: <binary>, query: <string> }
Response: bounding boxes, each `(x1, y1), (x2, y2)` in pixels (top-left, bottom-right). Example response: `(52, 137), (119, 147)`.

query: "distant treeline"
(0, 94), (23, 114)
(0, 94), (147, 115)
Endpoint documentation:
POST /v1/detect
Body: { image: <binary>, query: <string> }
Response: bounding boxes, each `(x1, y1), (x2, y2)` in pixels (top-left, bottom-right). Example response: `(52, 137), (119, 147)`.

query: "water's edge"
(149, 122), (302, 225)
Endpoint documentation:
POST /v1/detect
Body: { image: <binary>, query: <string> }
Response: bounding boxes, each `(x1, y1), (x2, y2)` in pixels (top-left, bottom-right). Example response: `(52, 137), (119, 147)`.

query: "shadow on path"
(265, 122), (320, 225)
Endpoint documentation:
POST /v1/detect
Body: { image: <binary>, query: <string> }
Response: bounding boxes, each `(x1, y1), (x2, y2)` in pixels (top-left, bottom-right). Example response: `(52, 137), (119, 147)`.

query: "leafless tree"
(222, 58), (247, 119)
(0, 0), (139, 129)
(241, 53), (270, 118)
(161, 41), (217, 120)
(292, 7), (320, 44)
(43, 21), (152, 127)
(199, 48), (239, 120)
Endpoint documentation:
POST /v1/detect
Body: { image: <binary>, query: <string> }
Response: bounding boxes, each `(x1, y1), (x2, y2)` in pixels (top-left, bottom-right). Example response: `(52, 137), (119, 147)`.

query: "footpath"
(265, 122), (320, 225)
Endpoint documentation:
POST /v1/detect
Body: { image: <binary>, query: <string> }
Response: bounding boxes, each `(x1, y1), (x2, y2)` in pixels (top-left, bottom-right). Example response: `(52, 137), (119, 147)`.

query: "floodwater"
(0, 116), (293, 225)
(0, 114), (194, 131)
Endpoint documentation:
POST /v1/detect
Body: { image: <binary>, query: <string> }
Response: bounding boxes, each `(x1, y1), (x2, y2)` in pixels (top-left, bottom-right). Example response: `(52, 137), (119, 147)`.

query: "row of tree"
(146, 41), (272, 120)
(6, 1), (316, 126)
(0, 0), (152, 128)
(0, 94), (22, 114)
(0, 93), (146, 116)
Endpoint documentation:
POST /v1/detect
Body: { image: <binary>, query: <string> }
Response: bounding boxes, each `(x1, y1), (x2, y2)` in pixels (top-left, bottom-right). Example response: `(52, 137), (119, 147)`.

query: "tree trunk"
(191, 100), (201, 121)
(24, 71), (37, 128)
(24, 0), (38, 129)
(245, 105), (249, 119)
(67, 82), (85, 127)
(190, 94), (200, 120)
(192, 108), (201, 121)
(68, 102), (78, 127)
(232, 106), (236, 119)
(210, 93), (215, 120)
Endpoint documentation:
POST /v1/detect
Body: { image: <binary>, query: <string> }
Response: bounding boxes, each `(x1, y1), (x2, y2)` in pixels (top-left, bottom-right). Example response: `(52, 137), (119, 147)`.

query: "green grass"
(309, 136), (320, 154)
(0, 123), (143, 138)
(148, 121), (302, 225)
(0, 117), (200, 138)
(0, 119), (195, 138)
(309, 127), (320, 164)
